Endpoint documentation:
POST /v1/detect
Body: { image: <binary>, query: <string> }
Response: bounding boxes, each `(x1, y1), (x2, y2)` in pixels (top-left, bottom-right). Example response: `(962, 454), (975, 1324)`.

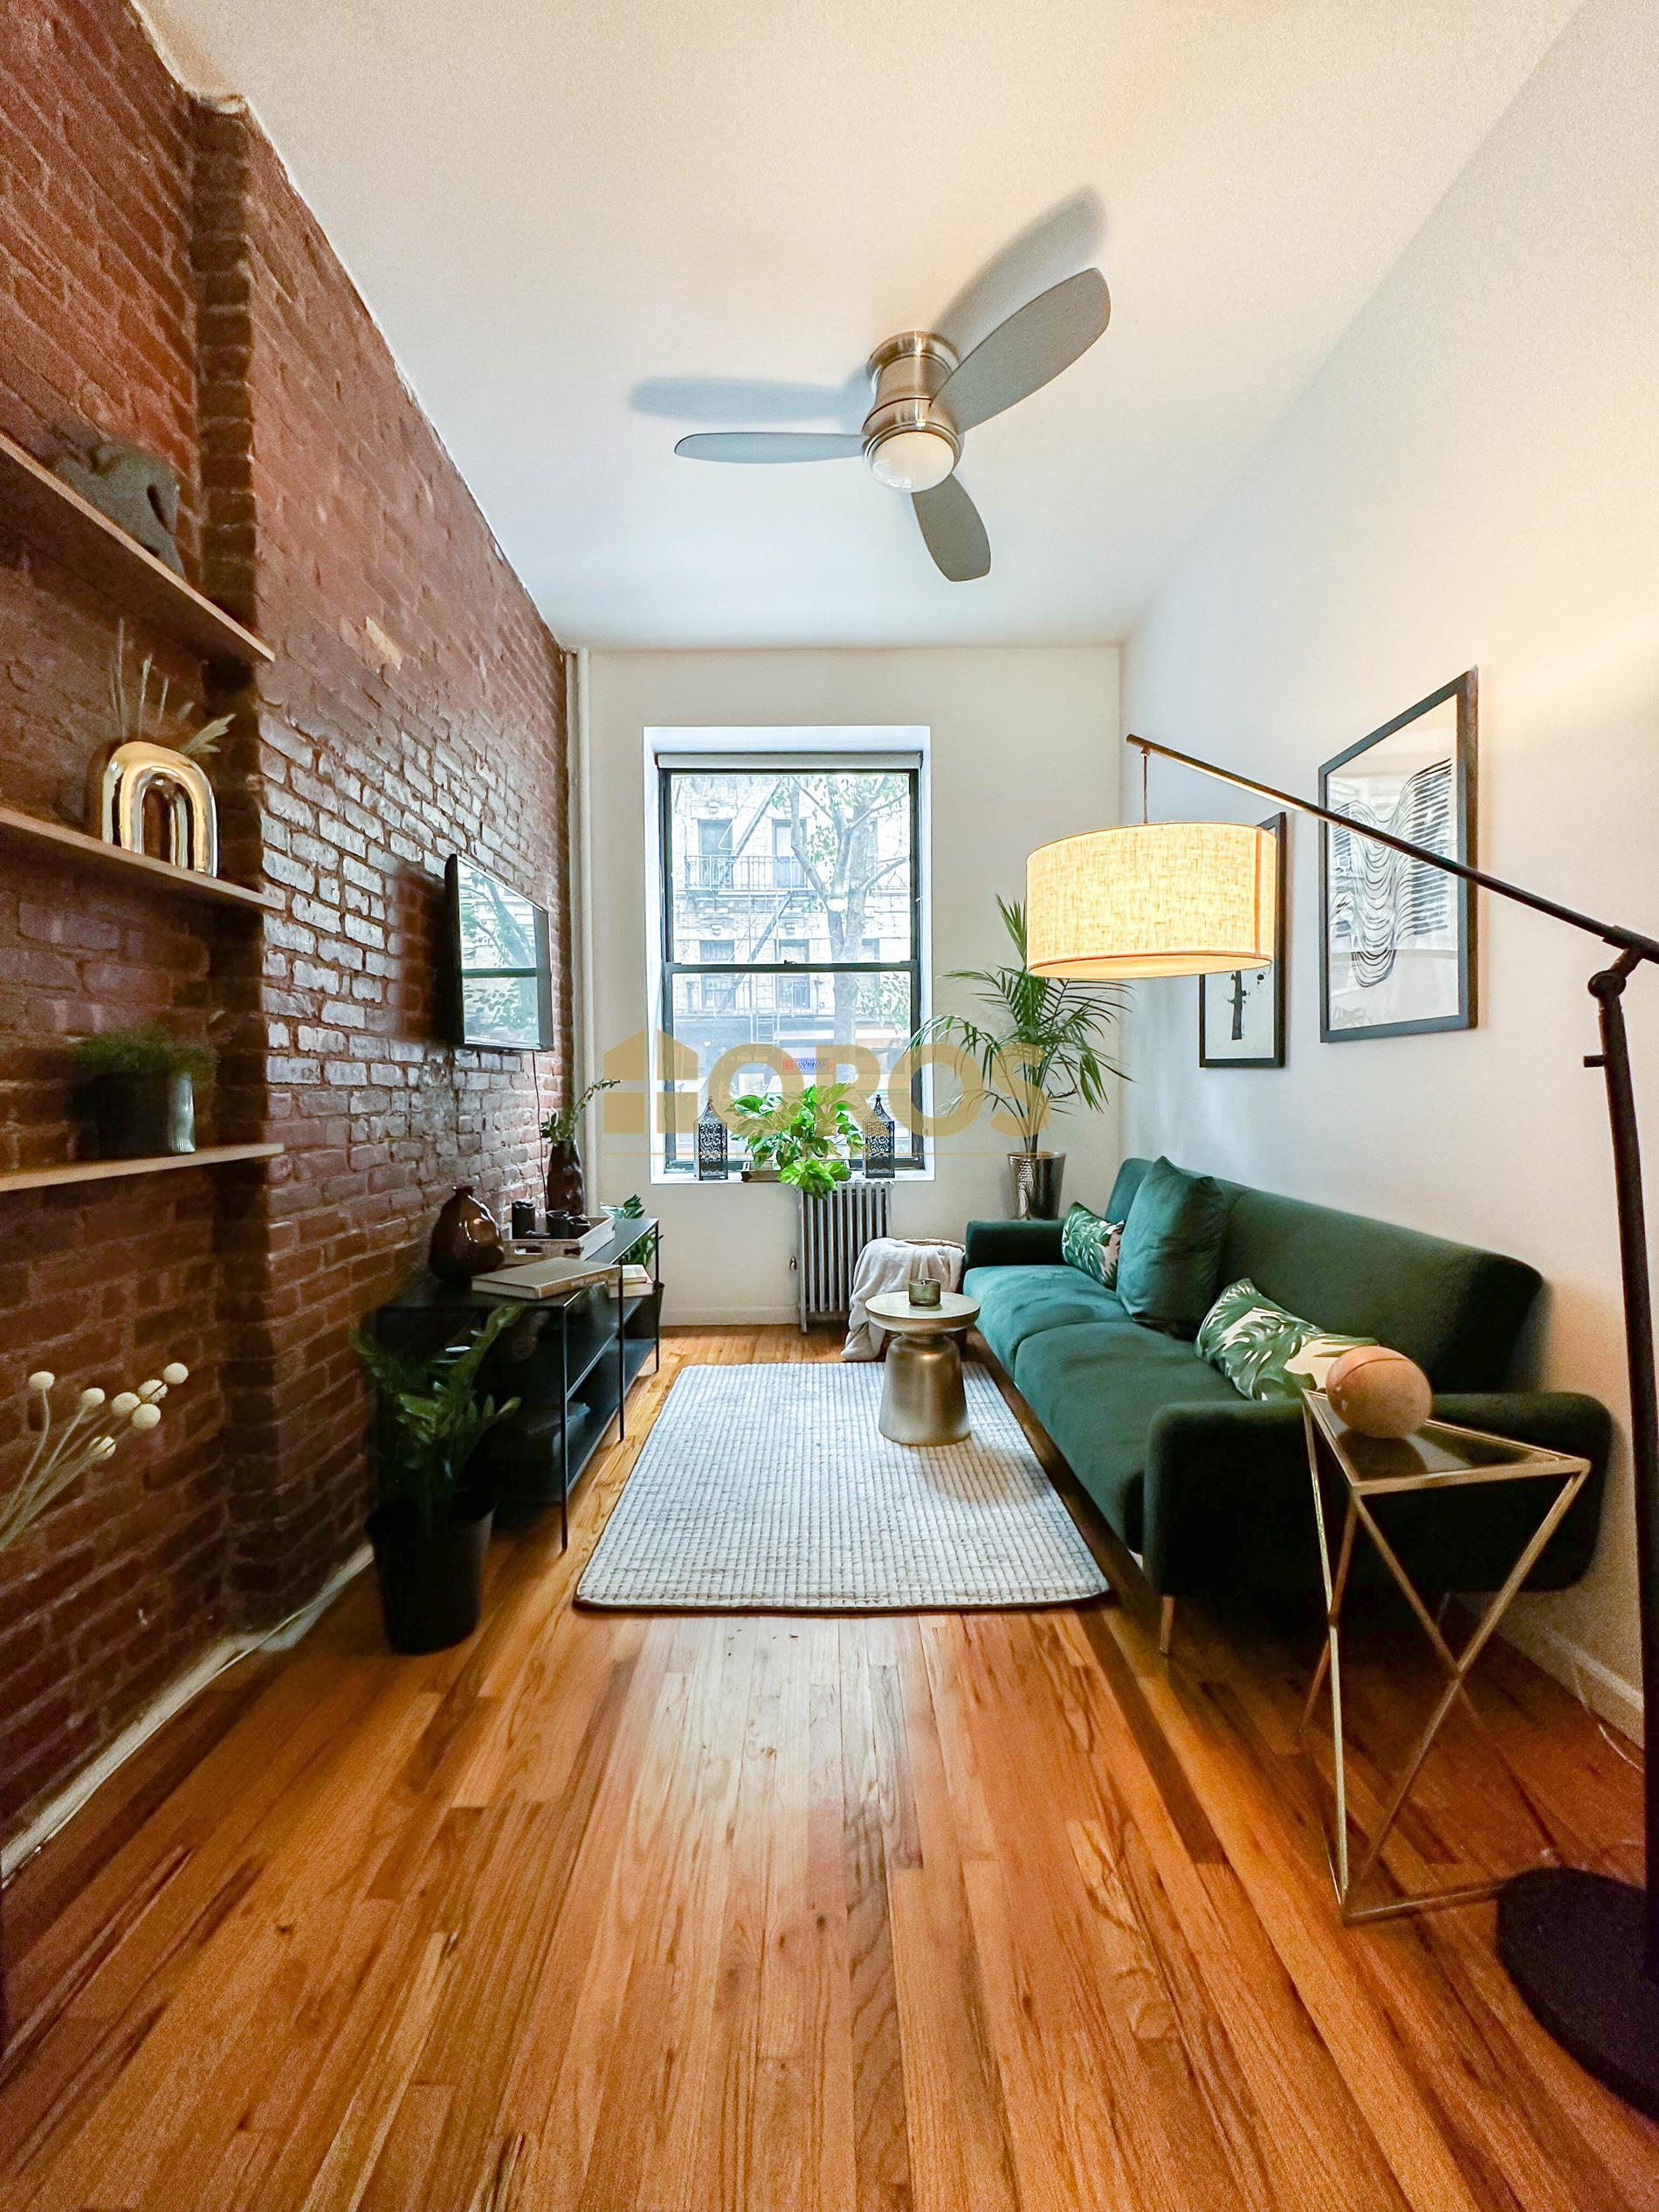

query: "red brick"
(0, 0), (569, 1845)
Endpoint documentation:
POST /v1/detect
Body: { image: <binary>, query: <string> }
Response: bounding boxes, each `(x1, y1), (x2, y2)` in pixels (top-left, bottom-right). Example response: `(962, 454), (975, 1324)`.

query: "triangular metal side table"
(1298, 1391), (1591, 1925)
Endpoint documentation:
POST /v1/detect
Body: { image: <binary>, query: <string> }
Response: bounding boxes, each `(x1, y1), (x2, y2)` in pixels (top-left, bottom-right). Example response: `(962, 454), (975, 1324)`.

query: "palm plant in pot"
(355, 1303), (520, 1653)
(728, 1081), (864, 1196)
(71, 1021), (214, 1159)
(914, 896), (1126, 1217)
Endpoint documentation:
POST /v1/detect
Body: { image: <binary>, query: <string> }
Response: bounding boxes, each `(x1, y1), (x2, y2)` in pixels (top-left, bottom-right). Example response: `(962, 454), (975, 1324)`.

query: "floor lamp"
(1024, 731), (1659, 2118)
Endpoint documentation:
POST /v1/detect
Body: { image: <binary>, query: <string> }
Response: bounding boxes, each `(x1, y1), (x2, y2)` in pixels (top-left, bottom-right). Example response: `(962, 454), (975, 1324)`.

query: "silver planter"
(1008, 1151), (1065, 1219)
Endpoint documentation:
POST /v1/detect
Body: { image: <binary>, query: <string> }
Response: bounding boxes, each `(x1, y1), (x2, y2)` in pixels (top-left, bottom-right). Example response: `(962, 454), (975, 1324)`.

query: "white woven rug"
(577, 1362), (1108, 1612)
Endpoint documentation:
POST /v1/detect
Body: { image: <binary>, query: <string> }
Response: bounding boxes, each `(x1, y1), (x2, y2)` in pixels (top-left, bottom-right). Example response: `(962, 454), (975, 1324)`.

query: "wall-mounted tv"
(445, 855), (555, 1051)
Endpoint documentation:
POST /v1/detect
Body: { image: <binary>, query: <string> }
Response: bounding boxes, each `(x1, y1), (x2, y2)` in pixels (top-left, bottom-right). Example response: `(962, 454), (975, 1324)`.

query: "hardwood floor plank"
(0, 1325), (1653, 2212)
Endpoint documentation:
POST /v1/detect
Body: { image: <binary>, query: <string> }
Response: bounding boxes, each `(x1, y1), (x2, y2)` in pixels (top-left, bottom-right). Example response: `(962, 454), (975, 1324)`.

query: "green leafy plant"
(540, 1077), (618, 1147)
(71, 1021), (216, 1080)
(728, 1081), (865, 1197)
(914, 896), (1126, 1157)
(355, 1303), (521, 1534)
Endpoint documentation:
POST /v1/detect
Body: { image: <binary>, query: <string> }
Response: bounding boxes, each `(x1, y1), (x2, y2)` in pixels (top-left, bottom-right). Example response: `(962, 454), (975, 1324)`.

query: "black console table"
(372, 1216), (661, 1548)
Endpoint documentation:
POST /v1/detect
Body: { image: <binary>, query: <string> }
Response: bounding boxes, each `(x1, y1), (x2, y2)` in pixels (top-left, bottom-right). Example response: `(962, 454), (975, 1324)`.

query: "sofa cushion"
(1011, 1320), (1240, 1547)
(1116, 1156), (1233, 1337)
(964, 1264), (1128, 1370)
(1060, 1201), (1124, 1287)
(1195, 1275), (1375, 1402)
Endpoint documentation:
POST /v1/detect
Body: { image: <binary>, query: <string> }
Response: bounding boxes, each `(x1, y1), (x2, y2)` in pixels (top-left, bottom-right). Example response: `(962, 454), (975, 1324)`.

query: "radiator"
(796, 1180), (892, 1331)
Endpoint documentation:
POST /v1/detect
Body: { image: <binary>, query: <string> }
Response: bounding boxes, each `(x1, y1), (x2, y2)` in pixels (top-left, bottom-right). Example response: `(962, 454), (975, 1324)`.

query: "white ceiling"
(144, 0), (1580, 649)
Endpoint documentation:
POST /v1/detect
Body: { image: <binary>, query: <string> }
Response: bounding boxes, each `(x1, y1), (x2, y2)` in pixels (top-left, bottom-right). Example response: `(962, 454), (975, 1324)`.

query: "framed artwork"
(1319, 671), (1477, 1043)
(1200, 812), (1287, 1067)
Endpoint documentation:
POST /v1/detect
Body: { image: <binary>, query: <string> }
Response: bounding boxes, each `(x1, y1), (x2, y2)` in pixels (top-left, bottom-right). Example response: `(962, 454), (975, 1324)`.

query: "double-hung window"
(655, 747), (925, 1175)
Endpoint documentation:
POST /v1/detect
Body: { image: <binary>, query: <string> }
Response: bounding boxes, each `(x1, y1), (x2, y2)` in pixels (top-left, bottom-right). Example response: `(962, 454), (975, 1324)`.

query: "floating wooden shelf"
(0, 427), (274, 666)
(0, 1144), (283, 1197)
(0, 804), (275, 913)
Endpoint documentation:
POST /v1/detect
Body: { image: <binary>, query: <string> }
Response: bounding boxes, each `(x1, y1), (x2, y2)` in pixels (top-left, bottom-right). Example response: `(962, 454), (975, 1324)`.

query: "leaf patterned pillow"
(1060, 1203), (1124, 1289)
(1195, 1277), (1376, 1402)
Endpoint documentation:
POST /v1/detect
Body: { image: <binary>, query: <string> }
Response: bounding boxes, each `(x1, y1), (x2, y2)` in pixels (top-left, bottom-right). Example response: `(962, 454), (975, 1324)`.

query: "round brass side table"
(866, 1291), (981, 1445)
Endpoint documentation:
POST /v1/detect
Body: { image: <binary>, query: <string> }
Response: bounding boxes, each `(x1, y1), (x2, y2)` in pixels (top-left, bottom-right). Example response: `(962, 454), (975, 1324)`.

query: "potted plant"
(355, 1302), (520, 1653)
(70, 1022), (215, 1159)
(728, 1082), (865, 1196)
(914, 896), (1126, 1217)
(540, 1077), (618, 1229)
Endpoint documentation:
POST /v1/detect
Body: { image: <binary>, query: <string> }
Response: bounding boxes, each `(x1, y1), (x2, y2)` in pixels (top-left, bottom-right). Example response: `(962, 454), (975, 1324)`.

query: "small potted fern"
(355, 1302), (520, 1652)
(71, 1022), (215, 1159)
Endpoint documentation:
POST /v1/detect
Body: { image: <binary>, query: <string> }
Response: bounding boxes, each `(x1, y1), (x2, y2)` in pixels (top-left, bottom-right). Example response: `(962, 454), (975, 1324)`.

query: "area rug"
(576, 1362), (1109, 1611)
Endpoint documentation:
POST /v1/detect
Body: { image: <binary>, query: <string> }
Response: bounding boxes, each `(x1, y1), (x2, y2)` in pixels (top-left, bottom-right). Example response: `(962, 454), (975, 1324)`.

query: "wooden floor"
(0, 1326), (1654, 2211)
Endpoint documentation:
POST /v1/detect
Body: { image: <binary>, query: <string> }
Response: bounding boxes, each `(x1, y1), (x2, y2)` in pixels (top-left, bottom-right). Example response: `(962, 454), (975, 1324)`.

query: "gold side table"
(1299, 1391), (1590, 1925)
(867, 1291), (981, 1445)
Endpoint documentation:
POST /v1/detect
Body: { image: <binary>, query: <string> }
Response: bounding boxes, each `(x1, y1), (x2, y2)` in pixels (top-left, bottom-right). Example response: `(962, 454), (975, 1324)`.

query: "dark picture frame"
(1318, 671), (1477, 1044)
(1199, 812), (1287, 1068)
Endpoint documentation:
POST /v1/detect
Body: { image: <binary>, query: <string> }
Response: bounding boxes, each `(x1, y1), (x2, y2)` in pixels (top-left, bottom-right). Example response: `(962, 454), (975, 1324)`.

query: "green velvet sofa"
(963, 1156), (1609, 1616)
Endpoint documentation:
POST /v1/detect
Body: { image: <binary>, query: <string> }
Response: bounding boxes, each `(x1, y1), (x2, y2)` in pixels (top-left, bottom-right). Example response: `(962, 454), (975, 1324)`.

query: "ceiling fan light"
(1026, 822), (1278, 979)
(866, 425), (956, 493)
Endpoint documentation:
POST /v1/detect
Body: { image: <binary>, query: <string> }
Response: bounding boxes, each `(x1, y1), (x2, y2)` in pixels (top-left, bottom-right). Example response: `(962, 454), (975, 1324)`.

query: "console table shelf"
(0, 428), (273, 666)
(0, 805), (275, 912)
(0, 1143), (284, 1196)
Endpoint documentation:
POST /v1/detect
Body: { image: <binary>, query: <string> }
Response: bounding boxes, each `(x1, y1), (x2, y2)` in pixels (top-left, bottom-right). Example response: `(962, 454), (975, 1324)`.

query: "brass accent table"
(867, 1290), (981, 1446)
(1299, 1390), (1591, 1925)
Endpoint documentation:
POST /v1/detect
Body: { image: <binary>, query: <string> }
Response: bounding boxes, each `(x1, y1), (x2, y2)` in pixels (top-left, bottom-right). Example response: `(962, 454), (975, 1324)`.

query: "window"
(776, 937), (809, 1013)
(771, 817), (804, 889)
(692, 816), (733, 888)
(655, 750), (925, 1174)
(699, 938), (735, 1011)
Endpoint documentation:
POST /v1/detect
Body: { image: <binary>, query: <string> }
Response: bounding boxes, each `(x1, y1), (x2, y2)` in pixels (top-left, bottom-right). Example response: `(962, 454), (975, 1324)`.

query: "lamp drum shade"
(1026, 822), (1278, 980)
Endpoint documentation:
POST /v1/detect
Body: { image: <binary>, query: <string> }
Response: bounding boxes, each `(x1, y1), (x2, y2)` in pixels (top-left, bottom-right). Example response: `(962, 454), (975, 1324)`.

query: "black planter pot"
(90, 1070), (196, 1158)
(367, 1489), (493, 1654)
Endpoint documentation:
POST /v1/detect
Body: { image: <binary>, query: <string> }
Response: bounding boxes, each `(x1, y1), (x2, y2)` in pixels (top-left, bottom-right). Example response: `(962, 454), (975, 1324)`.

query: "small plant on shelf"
(540, 1076), (619, 1225)
(728, 1082), (865, 1197)
(4, 1364), (191, 1552)
(71, 1020), (216, 1161)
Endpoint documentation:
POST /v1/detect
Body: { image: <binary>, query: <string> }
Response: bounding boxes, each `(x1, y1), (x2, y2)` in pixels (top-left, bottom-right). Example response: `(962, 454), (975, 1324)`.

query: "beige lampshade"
(1026, 822), (1278, 980)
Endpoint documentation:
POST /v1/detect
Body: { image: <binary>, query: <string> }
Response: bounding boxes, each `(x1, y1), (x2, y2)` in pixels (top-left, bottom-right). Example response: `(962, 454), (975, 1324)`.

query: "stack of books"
(527, 1216), (613, 1258)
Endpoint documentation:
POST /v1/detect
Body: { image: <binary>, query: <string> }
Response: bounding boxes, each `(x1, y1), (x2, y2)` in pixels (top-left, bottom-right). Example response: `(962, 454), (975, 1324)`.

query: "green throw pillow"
(1196, 1276), (1376, 1402)
(1115, 1156), (1231, 1336)
(1060, 1202), (1123, 1288)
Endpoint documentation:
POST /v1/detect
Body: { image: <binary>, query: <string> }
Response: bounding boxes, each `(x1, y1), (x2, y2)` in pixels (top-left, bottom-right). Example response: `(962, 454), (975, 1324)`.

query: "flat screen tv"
(445, 855), (555, 1051)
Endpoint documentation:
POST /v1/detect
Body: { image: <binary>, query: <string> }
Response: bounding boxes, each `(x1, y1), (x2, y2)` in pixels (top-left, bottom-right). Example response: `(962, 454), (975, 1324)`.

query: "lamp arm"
(1126, 734), (1659, 965)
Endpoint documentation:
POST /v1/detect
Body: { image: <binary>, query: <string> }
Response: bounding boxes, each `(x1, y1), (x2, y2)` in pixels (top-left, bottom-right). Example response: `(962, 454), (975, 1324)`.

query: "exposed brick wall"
(0, 0), (569, 1839)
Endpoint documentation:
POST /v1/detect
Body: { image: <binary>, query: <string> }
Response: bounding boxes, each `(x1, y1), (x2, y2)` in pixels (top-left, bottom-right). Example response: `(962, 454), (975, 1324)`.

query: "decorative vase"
(90, 1070), (195, 1159)
(428, 1184), (505, 1283)
(1008, 1151), (1066, 1219)
(544, 1138), (585, 1227)
(366, 1489), (493, 1653)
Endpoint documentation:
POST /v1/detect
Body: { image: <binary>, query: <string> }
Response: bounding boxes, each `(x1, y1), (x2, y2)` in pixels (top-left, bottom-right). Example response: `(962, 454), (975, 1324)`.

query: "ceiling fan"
(671, 265), (1110, 582)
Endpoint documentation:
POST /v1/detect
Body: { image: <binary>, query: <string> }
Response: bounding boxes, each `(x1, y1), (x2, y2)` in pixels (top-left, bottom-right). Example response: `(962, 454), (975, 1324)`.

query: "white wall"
(1121, 0), (1659, 1729)
(583, 647), (1121, 1323)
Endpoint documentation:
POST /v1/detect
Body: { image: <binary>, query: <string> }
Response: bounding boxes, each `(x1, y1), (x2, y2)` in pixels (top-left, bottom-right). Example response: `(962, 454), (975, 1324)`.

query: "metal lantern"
(695, 1101), (729, 1182)
(864, 1093), (896, 1178)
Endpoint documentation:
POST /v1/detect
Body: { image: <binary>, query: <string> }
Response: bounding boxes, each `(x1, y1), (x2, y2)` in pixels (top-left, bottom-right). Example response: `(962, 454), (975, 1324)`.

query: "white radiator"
(797, 1181), (892, 1330)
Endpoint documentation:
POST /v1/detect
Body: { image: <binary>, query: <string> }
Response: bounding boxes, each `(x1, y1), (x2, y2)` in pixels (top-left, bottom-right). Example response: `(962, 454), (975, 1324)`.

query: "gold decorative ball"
(1325, 1344), (1432, 1438)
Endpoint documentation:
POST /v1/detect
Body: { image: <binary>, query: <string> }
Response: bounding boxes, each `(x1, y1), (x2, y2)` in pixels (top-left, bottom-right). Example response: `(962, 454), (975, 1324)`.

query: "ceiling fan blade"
(634, 372), (867, 428)
(933, 190), (1105, 360)
(912, 476), (990, 582)
(674, 431), (864, 463)
(937, 268), (1110, 433)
